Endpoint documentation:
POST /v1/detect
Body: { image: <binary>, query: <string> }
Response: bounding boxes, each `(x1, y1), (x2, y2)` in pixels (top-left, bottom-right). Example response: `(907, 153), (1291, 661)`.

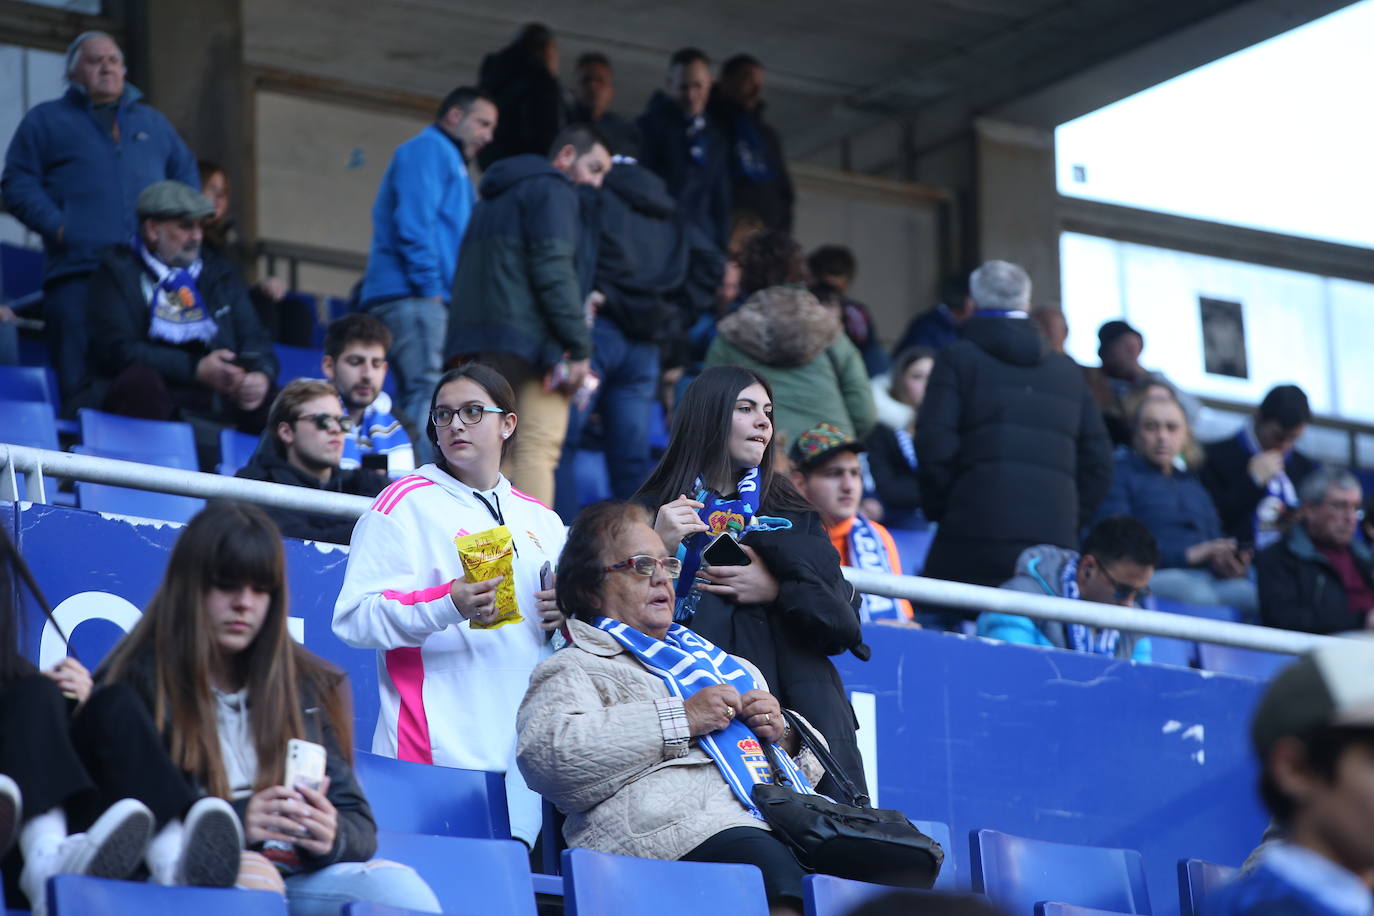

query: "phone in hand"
(702, 532), (751, 567)
(284, 738), (327, 792)
(229, 351), (260, 370)
(361, 452), (389, 473)
(539, 561), (553, 592)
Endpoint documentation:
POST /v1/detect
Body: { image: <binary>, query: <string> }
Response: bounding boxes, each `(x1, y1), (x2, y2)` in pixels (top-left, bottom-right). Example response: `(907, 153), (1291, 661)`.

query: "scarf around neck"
(1240, 425), (1298, 551)
(1061, 554), (1121, 657)
(134, 236), (216, 345)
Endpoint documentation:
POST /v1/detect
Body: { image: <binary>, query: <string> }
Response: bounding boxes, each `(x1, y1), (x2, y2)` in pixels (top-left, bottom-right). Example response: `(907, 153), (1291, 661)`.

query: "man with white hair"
(914, 259), (1113, 629)
(2, 31), (198, 401)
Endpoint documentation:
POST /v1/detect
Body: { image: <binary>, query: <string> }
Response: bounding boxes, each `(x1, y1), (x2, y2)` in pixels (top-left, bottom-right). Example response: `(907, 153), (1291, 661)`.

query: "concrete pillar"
(974, 118), (1060, 305)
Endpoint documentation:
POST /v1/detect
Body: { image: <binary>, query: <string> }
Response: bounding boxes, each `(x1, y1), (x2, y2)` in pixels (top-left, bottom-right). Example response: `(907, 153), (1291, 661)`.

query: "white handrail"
(0, 443), (1344, 657)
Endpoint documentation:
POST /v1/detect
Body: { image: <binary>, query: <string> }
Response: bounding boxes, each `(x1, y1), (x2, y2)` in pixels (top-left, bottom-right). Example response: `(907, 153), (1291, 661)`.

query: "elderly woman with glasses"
(333, 364), (567, 849)
(518, 500), (828, 916)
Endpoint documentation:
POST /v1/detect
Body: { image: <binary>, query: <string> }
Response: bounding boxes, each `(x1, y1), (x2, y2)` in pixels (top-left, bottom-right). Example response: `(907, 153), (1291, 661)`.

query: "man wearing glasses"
(978, 515), (1159, 661)
(236, 379), (388, 543)
(1257, 467), (1374, 635)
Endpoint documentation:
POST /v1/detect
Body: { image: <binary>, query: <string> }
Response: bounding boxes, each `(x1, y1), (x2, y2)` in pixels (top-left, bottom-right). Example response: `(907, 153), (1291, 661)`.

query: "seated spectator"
(1256, 467), (1373, 635)
(1084, 319), (1201, 446)
(477, 23), (565, 168)
(1202, 384), (1318, 551)
(979, 515), (1158, 662)
(235, 380), (388, 544)
(807, 245), (888, 377)
(891, 273), (974, 356)
(569, 52), (640, 156)
(789, 423), (915, 625)
(321, 314), (417, 476)
(518, 501), (828, 916)
(705, 231), (875, 445)
(1096, 393), (1259, 618)
(866, 346), (934, 529)
(100, 502), (439, 912)
(1204, 641), (1374, 915)
(75, 180), (279, 432)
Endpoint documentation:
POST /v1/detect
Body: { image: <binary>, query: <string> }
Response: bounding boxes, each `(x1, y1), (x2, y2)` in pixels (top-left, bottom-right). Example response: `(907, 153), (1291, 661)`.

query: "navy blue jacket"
(2, 84), (198, 281)
(636, 92), (732, 248)
(706, 91), (793, 233)
(1095, 450), (1222, 569)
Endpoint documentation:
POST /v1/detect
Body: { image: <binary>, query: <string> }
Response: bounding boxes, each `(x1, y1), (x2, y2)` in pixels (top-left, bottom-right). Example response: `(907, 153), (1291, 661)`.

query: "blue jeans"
(1150, 567), (1260, 622)
(369, 297), (447, 466)
(555, 318), (659, 518)
(283, 859), (440, 915)
(43, 272), (92, 402)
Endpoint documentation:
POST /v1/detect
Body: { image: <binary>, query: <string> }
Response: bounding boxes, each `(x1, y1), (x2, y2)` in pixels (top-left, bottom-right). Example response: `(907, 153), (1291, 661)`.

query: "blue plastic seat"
(886, 527), (935, 575)
(373, 830), (536, 916)
(971, 829), (1151, 914)
(353, 750), (510, 839)
(1178, 858), (1236, 916)
(47, 874), (286, 915)
(912, 819), (957, 891)
(1195, 643), (1291, 680)
(1150, 596), (1241, 624)
(78, 409), (198, 469)
(219, 428), (261, 476)
(1147, 636), (1198, 669)
(76, 481), (205, 524)
(0, 365), (50, 403)
(562, 848), (769, 916)
(1038, 906), (1136, 915)
(803, 873), (911, 915)
(274, 342), (324, 386)
(344, 904), (437, 916)
(0, 399), (59, 451)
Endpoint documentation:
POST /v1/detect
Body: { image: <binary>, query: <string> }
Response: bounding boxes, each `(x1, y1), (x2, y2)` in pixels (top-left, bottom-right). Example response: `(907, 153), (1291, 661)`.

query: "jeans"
(43, 272), (92, 402)
(369, 297), (447, 466)
(1150, 567), (1260, 622)
(283, 859), (441, 915)
(555, 318), (659, 519)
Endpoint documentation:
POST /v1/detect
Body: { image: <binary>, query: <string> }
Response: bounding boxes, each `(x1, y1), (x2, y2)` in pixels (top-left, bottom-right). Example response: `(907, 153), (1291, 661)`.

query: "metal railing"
(0, 443), (1348, 657)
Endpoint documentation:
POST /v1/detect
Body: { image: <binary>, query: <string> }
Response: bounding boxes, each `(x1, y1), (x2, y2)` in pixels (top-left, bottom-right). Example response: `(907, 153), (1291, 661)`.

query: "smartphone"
(284, 738), (327, 792)
(229, 351), (260, 370)
(539, 561), (553, 592)
(702, 532), (751, 567)
(361, 452), (389, 473)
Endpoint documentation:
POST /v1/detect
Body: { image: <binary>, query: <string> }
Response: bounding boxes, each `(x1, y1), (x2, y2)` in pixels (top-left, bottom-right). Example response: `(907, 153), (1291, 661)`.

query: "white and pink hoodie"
(332, 463), (566, 845)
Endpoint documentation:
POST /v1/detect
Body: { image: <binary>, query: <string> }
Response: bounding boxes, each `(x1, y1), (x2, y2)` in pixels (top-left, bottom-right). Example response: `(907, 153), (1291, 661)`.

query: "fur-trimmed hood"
(716, 285), (841, 367)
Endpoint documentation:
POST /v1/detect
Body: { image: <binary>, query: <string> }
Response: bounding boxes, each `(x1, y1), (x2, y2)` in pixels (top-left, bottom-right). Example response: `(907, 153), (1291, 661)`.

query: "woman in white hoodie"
(333, 363), (566, 848)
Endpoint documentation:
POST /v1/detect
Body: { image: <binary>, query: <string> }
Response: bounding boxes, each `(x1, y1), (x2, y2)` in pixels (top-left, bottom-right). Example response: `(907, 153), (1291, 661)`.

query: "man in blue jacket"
(359, 86), (496, 464)
(2, 31), (198, 402)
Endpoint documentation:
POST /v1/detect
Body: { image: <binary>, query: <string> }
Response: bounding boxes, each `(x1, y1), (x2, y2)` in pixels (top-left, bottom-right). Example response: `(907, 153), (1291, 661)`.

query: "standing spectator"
(477, 23), (565, 169)
(916, 260), (1112, 627)
(1256, 467), (1373, 635)
(75, 181), (278, 432)
(1084, 319), (1201, 446)
(637, 48), (732, 248)
(569, 52), (640, 156)
(1030, 305), (1069, 356)
(808, 245), (889, 377)
(321, 314), (416, 476)
(866, 346), (934, 530)
(891, 273), (974, 356)
(360, 87), (496, 465)
(2, 31), (198, 402)
(235, 380), (388, 544)
(708, 54), (794, 233)
(446, 124), (611, 507)
(1201, 384), (1318, 551)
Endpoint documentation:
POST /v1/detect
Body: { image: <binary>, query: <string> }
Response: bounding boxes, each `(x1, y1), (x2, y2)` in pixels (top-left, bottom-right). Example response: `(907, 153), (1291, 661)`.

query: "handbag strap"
(780, 707), (871, 807)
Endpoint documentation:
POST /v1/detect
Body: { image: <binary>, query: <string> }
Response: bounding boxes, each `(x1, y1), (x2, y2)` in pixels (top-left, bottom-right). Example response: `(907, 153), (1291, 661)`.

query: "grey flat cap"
(136, 180), (215, 220)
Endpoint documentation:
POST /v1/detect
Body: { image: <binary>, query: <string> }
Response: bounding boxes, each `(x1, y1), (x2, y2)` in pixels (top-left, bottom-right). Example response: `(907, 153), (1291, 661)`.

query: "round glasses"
(294, 412), (354, 433)
(431, 404), (506, 428)
(603, 555), (683, 579)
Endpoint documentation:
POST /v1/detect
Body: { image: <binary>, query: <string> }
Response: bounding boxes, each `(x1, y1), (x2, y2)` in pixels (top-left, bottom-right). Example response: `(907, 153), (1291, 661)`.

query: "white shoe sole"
(177, 799), (243, 888)
(74, 798), (155, 880)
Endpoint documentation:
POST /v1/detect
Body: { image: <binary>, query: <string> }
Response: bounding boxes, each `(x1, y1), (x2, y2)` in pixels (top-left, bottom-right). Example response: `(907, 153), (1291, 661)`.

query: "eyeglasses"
(431, 404), (506, 428)
(1090, 556), (1151, 603)
(603, 555), (683, 579)
(294, 412), (354, 433)
(1319, 499), (1365, 520)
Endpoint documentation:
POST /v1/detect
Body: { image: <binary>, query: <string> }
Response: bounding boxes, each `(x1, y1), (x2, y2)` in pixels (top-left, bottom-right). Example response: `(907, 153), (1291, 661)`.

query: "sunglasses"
(431, 404), (506, 428)
(295, 412), (354, 433)
(1090, 556), (1151, 603)
(603, 555), (683, 579)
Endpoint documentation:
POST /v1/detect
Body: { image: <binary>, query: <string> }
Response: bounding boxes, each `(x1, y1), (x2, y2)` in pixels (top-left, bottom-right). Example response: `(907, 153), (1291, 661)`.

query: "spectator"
(1095, 392), (1259, 618)
(75, 181), (278, 432)
(360, 86), (496, 465)
(2, 31), (199, 403)
(789, 423), (915, 624)
(1202, 384), (1318, 551)
(634, 366), (869, 798)
(865, 346), (934, 530)
(979, 515), (1158, 661)
(1204, 641), (1374, 916)
(705, 231), (875, 446)
(1030, 304), (1068, 356)
(333, 364), (567, 849)
(1084, 319), (1201, 446)
(916, 260), (1112, 626)
(1256, 467), (1373, 635)
(476, 23), (565, 168)
(808, 245), (889, 377)
(637, 47), (732, 248)
(99, 503), (440, 912)
(321, 313), (416, 476)
(235, 380), (388, 544)
(569, 52), (640, 156)
(446, 124), (611, 506)
(708, 54), (794, 232)
(891, 273), (974, 356)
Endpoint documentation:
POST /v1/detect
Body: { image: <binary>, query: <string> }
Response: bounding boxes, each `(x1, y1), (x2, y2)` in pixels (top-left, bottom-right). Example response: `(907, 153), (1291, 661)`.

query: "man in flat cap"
(73, 180), (279, 438)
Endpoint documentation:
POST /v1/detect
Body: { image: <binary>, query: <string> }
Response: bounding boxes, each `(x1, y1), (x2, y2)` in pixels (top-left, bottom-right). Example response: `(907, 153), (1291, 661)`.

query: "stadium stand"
(562, 848), (769, 916)
(971, 829), (1151, 914)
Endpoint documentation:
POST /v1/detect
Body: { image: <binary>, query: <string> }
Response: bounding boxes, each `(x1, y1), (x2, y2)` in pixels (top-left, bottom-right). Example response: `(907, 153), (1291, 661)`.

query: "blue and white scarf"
(134, 236), (216, 345)
(595, 616), (815, 817)
(1240, 426), (1298, 551)
(847, 515), (902, 622)
(1062, 555), (1121, 657)
(894, 427), (918, 472)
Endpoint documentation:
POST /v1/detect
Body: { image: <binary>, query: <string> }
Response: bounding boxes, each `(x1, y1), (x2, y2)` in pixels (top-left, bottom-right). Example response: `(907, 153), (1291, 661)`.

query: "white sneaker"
(175, 797), (243, 887)
(0, 774), (19, 856)
(20, 797), (153, 916)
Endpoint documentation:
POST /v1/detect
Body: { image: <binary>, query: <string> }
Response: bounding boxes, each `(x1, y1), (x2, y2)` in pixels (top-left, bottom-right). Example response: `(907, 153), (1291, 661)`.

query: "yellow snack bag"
(454, 526), (523, 629)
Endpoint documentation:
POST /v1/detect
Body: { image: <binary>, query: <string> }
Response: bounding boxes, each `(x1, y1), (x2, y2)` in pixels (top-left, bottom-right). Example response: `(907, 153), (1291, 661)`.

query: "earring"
(502, 432), (510, 439)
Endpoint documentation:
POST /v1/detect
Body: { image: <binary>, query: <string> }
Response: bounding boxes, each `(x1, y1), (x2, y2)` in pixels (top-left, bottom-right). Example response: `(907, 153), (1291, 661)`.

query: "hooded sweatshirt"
(476, 41), (565, 169)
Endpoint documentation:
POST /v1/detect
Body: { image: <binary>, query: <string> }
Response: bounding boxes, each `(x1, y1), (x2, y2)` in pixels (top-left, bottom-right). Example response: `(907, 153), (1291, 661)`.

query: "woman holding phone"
(100, 502), (438, 914)
(633, 365), (869, 796)
(333, 363), (566, 848)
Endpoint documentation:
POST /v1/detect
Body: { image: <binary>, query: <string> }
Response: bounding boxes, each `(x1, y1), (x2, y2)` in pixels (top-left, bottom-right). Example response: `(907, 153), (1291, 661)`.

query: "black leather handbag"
(751, 709), (944, 889)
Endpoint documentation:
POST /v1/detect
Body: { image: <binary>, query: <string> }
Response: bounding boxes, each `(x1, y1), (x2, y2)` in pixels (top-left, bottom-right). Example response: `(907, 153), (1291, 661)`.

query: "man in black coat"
(707, 54), (794, 233)
(916, 260), (1113, 624)
(1201, 384), (1318, 551)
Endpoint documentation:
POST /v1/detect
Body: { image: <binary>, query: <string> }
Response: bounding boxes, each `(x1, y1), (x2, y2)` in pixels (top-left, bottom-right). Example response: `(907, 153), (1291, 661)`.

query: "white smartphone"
(284, 738), (327, 792)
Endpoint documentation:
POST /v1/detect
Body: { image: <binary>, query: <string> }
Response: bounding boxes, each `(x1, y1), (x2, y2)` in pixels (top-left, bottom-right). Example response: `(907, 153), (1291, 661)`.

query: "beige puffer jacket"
(515, 619), (778, 861)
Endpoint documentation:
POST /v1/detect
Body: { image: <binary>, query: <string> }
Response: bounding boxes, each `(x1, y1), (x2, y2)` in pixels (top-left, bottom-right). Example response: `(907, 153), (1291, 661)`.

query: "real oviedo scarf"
(134, 236), (217, 345)
(1061, 554), (1121, 657)
(847, 514), (903, 622)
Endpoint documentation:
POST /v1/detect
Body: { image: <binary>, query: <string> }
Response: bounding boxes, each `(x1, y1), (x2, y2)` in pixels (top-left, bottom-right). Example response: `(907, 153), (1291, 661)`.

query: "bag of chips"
(454, 526), (522, 629)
